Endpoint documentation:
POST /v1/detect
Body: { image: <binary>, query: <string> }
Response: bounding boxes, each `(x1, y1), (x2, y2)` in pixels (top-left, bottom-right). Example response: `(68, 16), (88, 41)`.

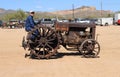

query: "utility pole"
(72, 4), (75, 19)
(100, 0), (103, 17)
(100, 0), (103, 26)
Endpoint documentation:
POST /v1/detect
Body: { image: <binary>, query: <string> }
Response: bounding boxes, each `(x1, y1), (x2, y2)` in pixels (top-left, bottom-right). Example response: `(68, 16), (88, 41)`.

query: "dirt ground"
(0, 25), (120, 77)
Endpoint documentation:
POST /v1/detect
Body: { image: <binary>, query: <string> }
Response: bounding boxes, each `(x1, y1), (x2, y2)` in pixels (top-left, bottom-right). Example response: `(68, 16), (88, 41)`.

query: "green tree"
(2, 9), (27, 21)
(15, 9), (27, 20)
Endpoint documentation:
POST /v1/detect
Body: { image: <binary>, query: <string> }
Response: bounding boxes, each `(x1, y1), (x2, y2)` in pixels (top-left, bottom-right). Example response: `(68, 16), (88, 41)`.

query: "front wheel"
(78, 39), (100, 58)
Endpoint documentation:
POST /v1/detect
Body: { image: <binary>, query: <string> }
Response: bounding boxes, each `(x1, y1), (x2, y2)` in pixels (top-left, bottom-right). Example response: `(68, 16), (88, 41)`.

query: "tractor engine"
(62, 31), (90, 44)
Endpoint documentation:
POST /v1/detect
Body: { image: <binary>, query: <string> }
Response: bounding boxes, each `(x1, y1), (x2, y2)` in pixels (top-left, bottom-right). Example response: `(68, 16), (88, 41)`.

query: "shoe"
(28, 40), (34, 43)
(22, 41), (27, 50)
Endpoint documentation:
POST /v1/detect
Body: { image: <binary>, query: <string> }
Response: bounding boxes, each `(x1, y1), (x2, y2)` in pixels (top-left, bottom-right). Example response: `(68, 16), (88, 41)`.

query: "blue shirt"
(25, 15), (35, 31)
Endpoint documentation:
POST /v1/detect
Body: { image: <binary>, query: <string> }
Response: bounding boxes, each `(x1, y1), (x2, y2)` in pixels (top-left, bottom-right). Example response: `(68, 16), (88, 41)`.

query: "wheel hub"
(39, 37), (47, 44)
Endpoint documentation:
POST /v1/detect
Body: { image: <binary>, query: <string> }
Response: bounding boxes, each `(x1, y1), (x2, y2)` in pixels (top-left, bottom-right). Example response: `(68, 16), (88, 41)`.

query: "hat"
(30, 10), (35, 14)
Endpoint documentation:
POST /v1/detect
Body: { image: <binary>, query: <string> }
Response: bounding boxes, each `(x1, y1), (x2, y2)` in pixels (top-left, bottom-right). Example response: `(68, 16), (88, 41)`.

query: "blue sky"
(0, 0), (120, 12)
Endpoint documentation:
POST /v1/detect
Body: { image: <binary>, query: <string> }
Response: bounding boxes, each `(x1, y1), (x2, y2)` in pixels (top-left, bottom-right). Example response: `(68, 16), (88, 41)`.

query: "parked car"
(114, 13), (120, 25)
(117, 19), (120, 25)
(40, 18), (54, 27)
(8, 19), (18, 28)
(0, 20), (3, 27)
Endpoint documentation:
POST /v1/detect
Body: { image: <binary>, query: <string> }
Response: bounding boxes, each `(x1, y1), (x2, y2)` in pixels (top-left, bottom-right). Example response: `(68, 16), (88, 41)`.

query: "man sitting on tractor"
(25, 11), (38, 42)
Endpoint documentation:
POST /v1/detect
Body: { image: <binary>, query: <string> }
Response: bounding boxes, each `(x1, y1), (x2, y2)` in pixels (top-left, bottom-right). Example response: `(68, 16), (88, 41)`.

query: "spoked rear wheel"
(28, 26), (59, 59)
(78, 39), (100, 58)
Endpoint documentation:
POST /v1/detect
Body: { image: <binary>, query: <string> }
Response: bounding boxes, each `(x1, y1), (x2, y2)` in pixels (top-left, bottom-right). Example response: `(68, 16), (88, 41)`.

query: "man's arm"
(29, 16), (35, 28)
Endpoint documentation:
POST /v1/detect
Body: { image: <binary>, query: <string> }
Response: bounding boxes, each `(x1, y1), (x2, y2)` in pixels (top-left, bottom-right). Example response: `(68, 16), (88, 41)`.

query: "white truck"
(114, 13), (120, 25)
(97, 17), (113, 26)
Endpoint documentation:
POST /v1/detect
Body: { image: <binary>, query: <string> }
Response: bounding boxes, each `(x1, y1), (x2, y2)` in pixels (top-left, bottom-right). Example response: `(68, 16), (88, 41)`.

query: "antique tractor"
(22, 22), (100, 59)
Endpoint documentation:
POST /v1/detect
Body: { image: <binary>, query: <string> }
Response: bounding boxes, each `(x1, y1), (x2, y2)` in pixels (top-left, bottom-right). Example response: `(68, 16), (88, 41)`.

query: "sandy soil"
(0, 25), (120, 77)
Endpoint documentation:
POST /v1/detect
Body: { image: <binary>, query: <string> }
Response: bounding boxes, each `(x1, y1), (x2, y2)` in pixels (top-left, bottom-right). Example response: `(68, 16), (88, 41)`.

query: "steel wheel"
(28, 26), (59, 59)
(78, 39), (100, 58)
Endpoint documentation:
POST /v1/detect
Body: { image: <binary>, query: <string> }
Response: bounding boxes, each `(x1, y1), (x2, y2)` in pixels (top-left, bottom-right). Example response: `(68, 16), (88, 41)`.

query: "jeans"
(26, 29), (39, 41)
